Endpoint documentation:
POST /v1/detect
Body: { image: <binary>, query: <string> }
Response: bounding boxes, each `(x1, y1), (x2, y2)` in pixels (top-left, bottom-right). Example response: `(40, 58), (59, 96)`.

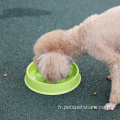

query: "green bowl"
(24, 62), (81, 95)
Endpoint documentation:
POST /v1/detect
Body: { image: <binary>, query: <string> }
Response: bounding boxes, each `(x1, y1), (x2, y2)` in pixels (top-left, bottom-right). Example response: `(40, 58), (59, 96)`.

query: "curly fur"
(33, 6), (120, 110)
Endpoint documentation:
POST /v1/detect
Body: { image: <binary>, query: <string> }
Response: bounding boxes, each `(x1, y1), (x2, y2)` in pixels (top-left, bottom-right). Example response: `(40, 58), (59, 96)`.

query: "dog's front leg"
(104, 58), (120, 110)
(87, 44), (120, 110)
(100, 55), (120, 110)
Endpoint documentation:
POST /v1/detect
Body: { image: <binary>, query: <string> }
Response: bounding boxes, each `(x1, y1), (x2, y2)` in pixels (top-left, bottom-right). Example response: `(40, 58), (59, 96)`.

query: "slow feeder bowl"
(24, 62), (81, 95)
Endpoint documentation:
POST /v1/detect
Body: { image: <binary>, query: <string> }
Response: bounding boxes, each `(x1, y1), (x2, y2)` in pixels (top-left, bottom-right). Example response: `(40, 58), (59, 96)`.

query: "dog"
(33, 6), (120, 110)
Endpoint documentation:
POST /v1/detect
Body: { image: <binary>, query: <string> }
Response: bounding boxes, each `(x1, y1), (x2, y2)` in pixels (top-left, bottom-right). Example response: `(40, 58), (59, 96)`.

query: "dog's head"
(37, 52), (72, 83)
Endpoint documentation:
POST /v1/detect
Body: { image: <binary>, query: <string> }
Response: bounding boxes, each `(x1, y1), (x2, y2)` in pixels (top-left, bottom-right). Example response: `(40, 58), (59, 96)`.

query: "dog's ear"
(37, 52), (72, 83)
(33, 56), (39, 67)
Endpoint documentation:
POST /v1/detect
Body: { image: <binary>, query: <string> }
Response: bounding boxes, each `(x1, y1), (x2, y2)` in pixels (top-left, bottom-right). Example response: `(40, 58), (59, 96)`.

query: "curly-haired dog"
(33, 6), (120, 110)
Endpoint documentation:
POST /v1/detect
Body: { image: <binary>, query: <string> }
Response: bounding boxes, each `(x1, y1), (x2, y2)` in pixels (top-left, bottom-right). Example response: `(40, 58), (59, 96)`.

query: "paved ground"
(1, 0), (120, 120)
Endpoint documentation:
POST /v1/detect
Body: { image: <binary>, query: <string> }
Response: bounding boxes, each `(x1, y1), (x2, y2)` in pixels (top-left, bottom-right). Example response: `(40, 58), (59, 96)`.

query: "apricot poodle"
(33, 6), (120, 110)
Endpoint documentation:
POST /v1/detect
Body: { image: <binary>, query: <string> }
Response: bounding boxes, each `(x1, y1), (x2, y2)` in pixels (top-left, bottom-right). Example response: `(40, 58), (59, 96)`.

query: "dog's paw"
(103, 103), (116, 111)
(106, 76), (112, 80)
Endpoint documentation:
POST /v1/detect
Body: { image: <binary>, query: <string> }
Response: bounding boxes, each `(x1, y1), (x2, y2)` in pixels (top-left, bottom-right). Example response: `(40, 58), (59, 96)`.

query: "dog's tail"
(37, 52), (72, 83)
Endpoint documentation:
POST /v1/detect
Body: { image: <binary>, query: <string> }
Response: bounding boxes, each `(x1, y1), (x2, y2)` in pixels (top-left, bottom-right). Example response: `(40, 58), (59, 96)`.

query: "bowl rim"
(24, 75), (81, 95)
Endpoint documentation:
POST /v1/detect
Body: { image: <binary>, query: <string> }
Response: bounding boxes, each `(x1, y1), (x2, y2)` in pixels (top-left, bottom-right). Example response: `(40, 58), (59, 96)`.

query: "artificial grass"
(1, 0), (120, 120)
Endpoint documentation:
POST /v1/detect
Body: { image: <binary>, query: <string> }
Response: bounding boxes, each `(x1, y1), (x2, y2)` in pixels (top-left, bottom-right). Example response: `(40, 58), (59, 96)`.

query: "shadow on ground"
(0, 8), (52, 18)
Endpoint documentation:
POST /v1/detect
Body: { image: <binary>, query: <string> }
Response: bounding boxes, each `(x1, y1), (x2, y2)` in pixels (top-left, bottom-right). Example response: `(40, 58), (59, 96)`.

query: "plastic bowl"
(24, 62), (81, 95)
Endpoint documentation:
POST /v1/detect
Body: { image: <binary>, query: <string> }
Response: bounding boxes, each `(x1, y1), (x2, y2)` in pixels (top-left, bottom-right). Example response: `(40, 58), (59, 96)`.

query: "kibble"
(3, 74), (7, 77)
(93, 106), (97, 110)
(93, 92), (97, 95)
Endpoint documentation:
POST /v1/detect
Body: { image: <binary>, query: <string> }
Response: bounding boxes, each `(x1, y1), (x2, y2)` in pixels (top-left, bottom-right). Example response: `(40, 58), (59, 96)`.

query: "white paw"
(103, 103), (117, 111)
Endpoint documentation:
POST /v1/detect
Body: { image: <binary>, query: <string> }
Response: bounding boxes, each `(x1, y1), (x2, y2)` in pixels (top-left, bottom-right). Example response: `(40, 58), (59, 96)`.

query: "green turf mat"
(1, 0), (120, 120)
